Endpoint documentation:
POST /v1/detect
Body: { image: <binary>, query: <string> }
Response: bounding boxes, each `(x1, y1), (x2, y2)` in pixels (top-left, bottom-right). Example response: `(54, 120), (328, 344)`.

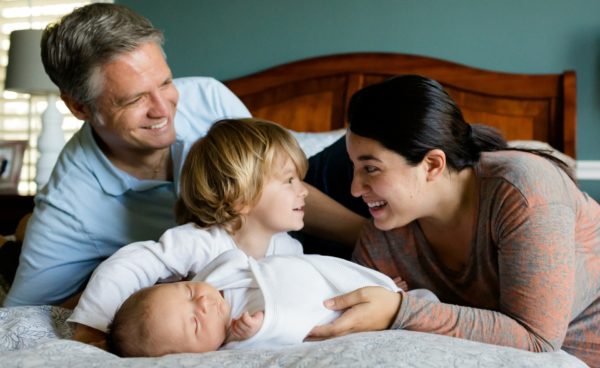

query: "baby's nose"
(197, 296), (216, 313)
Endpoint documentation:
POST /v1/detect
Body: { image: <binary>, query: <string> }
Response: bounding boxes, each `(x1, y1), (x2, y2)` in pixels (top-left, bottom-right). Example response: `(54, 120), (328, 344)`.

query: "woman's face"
(346, 131), (428, 231)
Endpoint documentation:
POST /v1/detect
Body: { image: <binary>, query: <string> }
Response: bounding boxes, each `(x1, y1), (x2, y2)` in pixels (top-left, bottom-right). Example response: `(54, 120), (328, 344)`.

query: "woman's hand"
(308, 286), (402, 339)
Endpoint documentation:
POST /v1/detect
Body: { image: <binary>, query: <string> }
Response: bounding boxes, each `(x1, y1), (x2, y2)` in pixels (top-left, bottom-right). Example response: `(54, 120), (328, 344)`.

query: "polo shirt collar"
(81, 122), (173, 196)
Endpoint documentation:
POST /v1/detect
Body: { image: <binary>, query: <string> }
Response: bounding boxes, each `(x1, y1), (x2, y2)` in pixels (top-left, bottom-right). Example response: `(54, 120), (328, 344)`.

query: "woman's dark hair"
(348, 75), (575, 181)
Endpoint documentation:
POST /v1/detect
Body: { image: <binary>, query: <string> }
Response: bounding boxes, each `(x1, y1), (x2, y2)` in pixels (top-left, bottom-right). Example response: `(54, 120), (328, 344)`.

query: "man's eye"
(124, 97), (141, 106)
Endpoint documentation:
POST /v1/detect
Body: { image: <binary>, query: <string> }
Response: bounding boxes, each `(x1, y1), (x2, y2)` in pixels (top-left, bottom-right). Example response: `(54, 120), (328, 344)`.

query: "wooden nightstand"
(0, 194), (34, 235)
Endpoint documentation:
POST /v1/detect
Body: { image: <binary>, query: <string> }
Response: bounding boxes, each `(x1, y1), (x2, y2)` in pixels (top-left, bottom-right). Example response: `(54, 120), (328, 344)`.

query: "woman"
(309, 75), (600, 367)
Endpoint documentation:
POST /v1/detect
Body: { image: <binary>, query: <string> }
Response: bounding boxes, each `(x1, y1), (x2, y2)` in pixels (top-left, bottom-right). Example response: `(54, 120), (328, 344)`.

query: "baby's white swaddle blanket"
(192, 249), (437, 349)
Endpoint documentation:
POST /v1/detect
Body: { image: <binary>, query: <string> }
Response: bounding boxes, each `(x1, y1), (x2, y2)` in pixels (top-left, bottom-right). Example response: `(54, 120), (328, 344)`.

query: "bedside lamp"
(4, 29), (64, 189)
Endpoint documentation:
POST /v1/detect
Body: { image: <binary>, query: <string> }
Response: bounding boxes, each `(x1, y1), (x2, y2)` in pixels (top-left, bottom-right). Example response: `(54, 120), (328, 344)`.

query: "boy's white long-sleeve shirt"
(68, 223), (302, 332)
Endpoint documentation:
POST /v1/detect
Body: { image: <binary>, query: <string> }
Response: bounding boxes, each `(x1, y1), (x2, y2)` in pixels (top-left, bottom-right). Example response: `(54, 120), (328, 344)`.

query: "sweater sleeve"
(391, 202), (576, 353)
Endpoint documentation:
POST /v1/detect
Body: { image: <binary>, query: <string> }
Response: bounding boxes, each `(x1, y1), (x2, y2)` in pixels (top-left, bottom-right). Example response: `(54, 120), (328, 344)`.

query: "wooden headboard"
(225, 52), (576, 158)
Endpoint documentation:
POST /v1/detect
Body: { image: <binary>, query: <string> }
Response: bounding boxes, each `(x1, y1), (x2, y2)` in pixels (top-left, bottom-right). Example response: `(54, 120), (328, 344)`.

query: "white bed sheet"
(0, 302), (588, 368)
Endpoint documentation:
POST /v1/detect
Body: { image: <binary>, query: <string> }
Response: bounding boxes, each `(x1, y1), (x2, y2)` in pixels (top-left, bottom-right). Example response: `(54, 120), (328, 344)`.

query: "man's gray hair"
(41, 3), (164, 108)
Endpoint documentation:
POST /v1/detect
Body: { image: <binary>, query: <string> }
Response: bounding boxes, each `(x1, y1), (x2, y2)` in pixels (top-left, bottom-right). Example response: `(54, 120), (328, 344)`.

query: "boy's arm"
(72, 323), (107, 348)
(70, 226), (219, 333)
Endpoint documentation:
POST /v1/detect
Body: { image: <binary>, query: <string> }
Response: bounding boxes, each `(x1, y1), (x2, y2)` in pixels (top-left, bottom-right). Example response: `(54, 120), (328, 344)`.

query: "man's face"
(89, 42), (179, 156)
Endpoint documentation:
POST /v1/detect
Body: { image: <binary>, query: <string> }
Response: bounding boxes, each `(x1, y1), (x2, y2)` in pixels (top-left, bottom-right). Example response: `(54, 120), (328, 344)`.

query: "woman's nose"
(350, 175), (365, 198)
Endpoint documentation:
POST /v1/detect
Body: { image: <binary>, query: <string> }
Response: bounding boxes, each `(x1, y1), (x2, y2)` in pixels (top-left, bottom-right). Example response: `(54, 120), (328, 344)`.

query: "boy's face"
(244, 155), (308, 235)
(145, 281), (231, 354)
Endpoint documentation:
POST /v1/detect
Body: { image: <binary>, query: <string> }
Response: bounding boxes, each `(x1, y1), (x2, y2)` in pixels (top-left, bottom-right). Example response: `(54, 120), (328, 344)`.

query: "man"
(4, 3), (365, 312)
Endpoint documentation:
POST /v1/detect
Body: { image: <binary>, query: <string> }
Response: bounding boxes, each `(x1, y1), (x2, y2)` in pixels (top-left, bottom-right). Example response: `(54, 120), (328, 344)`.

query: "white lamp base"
(36, 94), (65, 189)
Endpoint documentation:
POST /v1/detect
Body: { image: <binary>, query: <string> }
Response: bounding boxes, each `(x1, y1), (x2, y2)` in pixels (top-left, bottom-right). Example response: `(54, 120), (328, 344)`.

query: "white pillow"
(289, 129), (346, 158)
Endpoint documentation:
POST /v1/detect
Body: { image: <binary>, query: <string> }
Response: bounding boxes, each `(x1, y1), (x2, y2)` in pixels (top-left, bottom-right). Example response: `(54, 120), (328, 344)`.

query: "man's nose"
(148, 91), (170, 117)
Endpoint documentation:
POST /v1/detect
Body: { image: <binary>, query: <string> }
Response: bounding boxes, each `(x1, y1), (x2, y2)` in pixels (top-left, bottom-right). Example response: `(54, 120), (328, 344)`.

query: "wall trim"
(576, 160), (600, 180)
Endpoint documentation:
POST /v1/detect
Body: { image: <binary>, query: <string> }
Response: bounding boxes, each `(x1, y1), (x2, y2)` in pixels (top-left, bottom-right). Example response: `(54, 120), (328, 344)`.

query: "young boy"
(69, 118), (436, 356)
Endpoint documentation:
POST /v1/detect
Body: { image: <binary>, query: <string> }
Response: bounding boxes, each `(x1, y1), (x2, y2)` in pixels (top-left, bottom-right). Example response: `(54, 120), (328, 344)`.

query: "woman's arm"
(309, 286), (401, 338)
(311, 204), (576, 352)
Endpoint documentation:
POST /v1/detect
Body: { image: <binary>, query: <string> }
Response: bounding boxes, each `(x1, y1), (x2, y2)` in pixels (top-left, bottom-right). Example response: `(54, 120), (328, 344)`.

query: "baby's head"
(175, 118), (308, 233)
(108, 281), (231, 357)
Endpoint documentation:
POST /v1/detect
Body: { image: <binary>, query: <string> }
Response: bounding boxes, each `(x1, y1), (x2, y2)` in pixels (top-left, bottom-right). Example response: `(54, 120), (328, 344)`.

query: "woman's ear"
(61, 93), (92, 121)
(423, 149), (446, 181)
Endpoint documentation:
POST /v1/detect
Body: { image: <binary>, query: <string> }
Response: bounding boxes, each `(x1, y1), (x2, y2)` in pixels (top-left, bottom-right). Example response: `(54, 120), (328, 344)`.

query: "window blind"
(0, 0), (103, 195)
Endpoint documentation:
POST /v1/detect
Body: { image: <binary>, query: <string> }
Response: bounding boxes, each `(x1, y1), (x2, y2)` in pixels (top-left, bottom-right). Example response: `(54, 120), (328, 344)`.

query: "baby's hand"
(227, 311), (265, 343)
(393, 276), (408, 291)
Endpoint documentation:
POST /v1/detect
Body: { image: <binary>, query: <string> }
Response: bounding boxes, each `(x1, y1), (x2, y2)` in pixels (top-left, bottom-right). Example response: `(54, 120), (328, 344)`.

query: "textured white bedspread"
(0, 304), (588, 368)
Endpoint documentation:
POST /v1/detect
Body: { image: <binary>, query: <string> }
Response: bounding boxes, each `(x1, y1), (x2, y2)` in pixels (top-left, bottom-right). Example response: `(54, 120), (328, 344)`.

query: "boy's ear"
(235, 202), (251, 215)
(423, 149), (446, 181)
(61, 93), (92, 121)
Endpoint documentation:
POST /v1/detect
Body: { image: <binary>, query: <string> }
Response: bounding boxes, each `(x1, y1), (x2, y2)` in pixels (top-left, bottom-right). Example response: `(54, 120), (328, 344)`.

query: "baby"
(108, 249), (438, 356)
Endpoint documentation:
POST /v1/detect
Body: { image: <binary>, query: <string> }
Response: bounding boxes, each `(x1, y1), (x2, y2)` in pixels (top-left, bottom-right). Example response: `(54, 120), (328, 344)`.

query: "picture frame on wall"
(0, 141), (27, 194)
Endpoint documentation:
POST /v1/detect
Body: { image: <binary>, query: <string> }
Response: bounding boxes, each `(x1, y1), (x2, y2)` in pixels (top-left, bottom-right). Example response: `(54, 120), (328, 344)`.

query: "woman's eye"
(364, 166), (378, 173)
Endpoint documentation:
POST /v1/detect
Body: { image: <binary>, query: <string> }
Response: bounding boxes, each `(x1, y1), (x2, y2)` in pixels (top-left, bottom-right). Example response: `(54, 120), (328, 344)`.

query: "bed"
(0, 52), (587, 368)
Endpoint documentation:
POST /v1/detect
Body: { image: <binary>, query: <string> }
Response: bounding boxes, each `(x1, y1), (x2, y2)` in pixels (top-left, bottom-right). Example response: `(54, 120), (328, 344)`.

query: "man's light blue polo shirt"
(4, 77), (250, 306)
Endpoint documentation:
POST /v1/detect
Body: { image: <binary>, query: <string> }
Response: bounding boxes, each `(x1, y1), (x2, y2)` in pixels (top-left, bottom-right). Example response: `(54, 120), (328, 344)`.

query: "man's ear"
(423, 149), (446, 181)
(61, 93), (91, 121)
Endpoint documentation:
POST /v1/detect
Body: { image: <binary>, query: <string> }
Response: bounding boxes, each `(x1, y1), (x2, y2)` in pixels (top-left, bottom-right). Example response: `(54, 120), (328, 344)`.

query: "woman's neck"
(420, 167), (478, 229)
(417, 168), (479, 271)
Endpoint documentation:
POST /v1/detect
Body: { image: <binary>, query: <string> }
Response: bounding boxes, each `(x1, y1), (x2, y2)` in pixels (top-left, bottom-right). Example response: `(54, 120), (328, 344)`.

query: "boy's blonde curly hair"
(175, 118), (307, 233)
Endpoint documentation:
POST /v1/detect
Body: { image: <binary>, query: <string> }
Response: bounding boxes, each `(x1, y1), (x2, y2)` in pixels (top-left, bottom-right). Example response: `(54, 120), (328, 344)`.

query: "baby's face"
(145, 281), (231, 354)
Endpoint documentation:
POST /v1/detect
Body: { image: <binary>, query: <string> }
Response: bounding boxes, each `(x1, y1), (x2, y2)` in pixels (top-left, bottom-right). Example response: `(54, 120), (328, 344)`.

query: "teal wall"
(118, 0), (600, 199)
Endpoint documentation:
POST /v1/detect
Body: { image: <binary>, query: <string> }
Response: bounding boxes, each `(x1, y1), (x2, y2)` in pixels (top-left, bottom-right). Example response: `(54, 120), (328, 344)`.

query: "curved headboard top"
(225, 52), (576, 158)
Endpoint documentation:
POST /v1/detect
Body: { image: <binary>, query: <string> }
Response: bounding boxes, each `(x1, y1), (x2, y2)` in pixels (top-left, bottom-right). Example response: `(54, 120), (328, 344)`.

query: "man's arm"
(303, 184), (368, 247)
(4, 203), (98, 307)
